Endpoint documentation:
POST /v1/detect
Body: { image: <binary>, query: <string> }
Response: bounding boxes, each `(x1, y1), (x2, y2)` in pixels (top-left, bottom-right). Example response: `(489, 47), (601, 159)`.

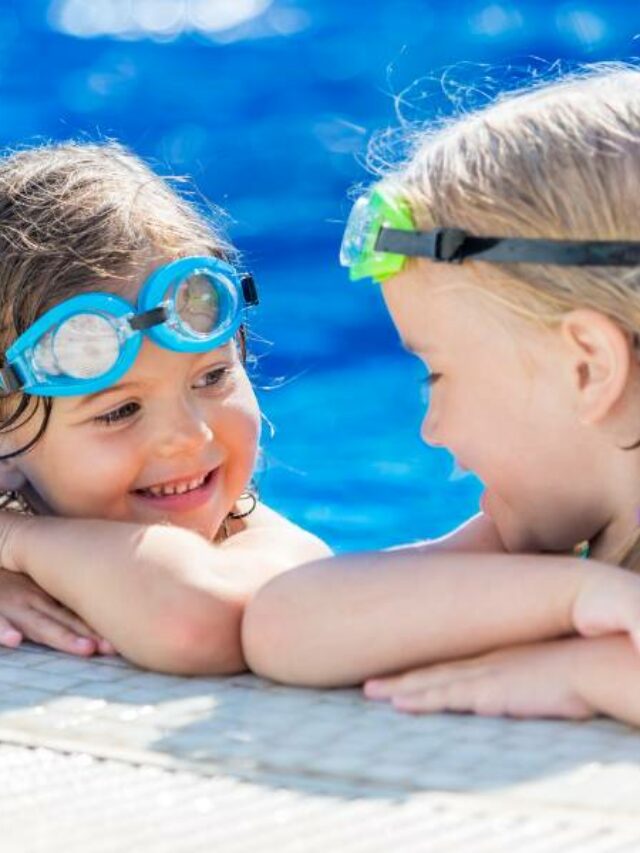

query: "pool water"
(4, 0), (637, 549)
(251, 246), (484, 551)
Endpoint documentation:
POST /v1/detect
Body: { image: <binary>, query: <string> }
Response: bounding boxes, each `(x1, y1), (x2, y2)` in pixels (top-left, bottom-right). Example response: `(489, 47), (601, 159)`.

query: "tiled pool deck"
(1, 643), (639, 851)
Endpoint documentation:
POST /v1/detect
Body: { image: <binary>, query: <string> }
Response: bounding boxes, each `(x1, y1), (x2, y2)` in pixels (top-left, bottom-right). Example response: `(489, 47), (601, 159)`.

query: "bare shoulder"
(222, 502), (332, 563)
(399, 512), (507, 556)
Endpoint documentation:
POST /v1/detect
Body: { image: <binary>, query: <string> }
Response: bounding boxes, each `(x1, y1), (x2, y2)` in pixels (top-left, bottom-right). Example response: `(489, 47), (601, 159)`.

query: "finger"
(392, 683), (462, 715)
(97, 638), (117, 656)
(364, 678), (401, 700)
(365, 662), (487, 700)
(31, 602), (115, 655)
(393, 679), (487, 715)
(16, 611), (98, 656)
(34, 602), (116, 654)
(0, 615), (22, 648)
(31, 599), (101, 641)
(364, 667), (442, 699)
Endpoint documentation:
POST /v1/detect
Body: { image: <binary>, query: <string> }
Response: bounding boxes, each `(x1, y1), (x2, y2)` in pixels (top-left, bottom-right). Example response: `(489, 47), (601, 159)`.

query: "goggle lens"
(34, 313), (121, 380)
(340, 188), (415, 283)
(173, 272), (222, 336)
(339, 196), (375, 268)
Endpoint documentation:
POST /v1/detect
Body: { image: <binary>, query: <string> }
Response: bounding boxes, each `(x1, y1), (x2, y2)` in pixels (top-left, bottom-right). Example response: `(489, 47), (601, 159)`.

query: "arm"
(1, 507), (329, 675)
(242, 513), (636, 687)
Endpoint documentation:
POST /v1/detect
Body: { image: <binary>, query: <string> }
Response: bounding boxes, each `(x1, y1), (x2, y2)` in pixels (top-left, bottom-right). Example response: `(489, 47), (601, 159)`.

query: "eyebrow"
(71, 344), (237, 410)
(74, 382), (139, 409)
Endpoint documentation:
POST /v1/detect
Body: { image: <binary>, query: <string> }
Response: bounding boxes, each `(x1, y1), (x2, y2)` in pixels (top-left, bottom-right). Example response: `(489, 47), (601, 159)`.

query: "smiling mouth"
(134, 469), (215, 499)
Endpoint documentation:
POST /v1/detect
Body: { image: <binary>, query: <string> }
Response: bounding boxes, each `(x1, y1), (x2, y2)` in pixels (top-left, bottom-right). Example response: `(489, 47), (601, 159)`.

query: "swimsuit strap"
(573, 540), (591, 559)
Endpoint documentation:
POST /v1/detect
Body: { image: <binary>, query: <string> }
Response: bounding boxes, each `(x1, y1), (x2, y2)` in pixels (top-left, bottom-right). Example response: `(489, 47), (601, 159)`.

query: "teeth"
(144, 474), (207, 497)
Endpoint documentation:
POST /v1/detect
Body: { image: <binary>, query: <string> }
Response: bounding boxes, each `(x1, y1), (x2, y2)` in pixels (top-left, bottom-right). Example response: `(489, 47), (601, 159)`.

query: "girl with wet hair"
(0, 140), (329, 674)
(244, 66), (640, 726)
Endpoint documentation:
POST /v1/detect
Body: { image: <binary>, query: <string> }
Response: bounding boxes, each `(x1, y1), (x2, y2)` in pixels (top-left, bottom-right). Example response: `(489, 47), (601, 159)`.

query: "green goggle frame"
(339, 186), (640, 283)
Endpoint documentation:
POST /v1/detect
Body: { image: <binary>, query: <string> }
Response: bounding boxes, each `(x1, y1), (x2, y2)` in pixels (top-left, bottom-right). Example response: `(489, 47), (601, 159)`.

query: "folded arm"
(571, 635), (640, 725)
(0, 507), (329, 675)
(242, 513), (638, 687)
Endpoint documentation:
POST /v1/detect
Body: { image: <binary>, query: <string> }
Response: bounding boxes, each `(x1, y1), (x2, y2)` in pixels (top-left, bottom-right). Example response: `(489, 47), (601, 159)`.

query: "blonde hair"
(379, 65), (640, 571)
(0, 140), (239, 508)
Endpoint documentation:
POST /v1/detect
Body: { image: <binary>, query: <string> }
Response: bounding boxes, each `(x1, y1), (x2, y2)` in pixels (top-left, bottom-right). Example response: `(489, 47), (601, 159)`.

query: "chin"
(494, 519), (541, 554)
(184, 502), (233, 539)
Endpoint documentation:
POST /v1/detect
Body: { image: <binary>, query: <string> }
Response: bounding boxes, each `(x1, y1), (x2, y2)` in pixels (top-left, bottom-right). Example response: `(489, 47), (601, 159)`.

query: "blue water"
(3, 1), (638, 549)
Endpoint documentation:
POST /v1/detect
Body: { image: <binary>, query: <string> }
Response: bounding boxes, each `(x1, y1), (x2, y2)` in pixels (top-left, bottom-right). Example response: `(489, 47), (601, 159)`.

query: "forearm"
(573, 636), (640, 727)
(243, 548), (611, 687)
(5, 513), (247, 674)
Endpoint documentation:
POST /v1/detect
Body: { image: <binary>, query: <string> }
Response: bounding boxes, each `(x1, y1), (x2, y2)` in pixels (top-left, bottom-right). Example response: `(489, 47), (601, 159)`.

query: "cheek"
(17, 431), (139, 518)
(420, 372), (519, 466)
(216, 382), (261, 481)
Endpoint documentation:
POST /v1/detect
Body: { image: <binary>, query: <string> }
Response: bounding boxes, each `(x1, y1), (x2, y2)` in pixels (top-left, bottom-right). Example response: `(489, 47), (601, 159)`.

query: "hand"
(0, 568), (115, 656)
(573, 565), (640, 653)
(364, 639), (595, 720)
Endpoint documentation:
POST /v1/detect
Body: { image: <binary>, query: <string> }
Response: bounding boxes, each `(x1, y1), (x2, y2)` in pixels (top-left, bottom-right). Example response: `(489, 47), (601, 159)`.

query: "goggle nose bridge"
(128, 305), (168, 332)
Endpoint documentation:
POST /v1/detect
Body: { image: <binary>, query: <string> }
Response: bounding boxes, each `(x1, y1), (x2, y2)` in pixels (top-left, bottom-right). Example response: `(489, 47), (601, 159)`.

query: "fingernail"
(0, 628), (21, 646)
(72, 637), (94, 653)
(364, 680), (384, 698)
(99, 640), (116, 655)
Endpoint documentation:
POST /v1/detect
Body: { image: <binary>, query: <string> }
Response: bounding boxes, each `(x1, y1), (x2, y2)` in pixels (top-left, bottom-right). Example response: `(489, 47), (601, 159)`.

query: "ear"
(560, 309), (634, 425)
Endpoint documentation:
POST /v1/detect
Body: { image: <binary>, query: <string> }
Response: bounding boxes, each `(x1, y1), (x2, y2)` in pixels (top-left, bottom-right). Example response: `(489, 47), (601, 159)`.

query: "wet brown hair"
(0, 140), (246, 510)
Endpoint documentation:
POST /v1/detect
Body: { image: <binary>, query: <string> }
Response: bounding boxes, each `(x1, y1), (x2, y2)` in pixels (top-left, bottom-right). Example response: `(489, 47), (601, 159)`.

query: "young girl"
(0, 140), (330, 674)
(242, 66), (640, 726)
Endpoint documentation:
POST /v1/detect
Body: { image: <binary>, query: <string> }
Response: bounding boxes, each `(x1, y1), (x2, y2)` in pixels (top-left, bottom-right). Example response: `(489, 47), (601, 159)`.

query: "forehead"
(381, 262), (506, 352)
(111, 254), (173, 302)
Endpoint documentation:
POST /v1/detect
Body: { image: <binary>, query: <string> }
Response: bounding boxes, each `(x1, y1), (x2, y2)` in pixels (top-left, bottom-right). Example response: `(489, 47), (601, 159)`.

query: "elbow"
(162, 596), (246, 676)
(242, 573), (325, 686)
(124, 590), (247, 676)
(241, 582), (295, 683)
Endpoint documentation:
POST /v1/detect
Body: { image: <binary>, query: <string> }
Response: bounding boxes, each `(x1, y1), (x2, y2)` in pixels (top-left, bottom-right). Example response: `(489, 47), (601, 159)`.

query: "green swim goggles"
(340, 187), (640, 283)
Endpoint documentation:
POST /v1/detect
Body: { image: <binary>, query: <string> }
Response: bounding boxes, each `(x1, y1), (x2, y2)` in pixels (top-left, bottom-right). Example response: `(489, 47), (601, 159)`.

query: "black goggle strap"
(376, 227), (640, 266)
(241, 274), (259, 306)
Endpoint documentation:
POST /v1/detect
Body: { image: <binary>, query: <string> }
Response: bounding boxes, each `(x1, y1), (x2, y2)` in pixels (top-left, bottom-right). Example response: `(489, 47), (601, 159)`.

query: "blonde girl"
(0, 141), (328, 674)
(243, 66), (640, 726)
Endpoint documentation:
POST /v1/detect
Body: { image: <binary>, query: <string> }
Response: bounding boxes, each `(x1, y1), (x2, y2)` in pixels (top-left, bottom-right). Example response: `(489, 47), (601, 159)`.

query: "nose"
(420, 410), (443, 448)
(154, 399), (214, 459)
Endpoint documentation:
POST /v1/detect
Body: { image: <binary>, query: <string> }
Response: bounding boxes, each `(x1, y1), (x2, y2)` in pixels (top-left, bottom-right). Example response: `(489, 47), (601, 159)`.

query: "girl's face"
(3, 276), (261, 542)
(381, 262), (606, 554)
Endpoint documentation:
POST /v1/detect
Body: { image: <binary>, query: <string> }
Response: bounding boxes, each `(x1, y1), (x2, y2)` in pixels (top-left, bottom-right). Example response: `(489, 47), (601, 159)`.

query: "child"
(0, 140), (329, 674)
(242, 66), (640, 726)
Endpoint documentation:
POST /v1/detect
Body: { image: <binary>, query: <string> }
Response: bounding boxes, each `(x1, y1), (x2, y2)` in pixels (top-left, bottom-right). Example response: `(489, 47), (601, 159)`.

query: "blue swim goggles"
(0, 256), (258, 397)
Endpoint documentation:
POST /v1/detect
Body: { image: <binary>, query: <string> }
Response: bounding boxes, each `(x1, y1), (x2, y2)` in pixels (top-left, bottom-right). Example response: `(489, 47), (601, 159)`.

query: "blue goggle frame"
(0, 256), (258, 397)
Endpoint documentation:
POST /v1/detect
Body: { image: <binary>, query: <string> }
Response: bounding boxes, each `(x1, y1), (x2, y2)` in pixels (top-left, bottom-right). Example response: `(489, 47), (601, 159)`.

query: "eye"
(420, 372), (441, 404)
(93, 401), (140, 426)
(193, 366), (230, 390)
